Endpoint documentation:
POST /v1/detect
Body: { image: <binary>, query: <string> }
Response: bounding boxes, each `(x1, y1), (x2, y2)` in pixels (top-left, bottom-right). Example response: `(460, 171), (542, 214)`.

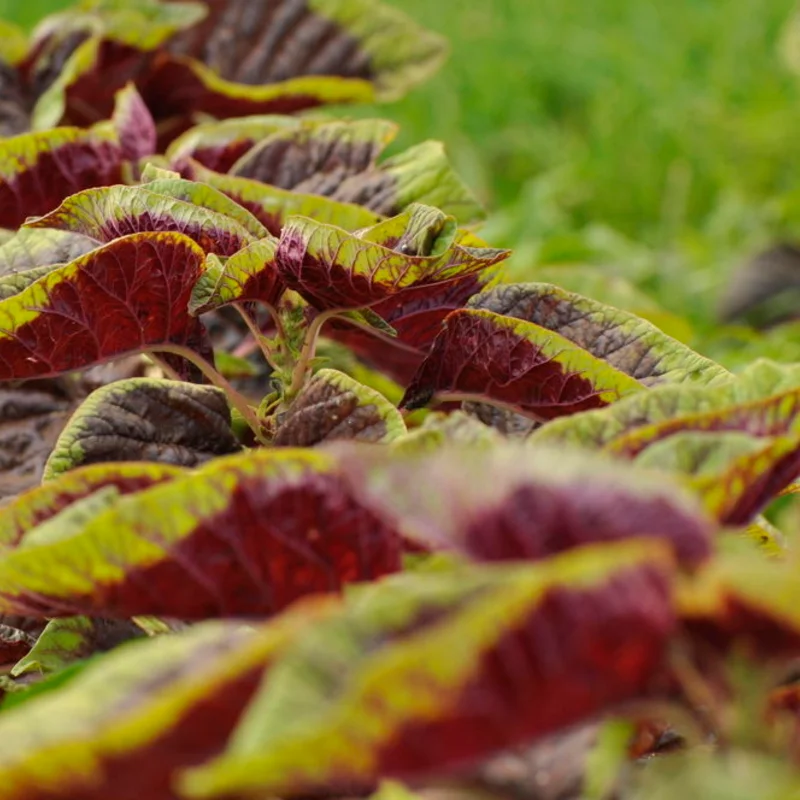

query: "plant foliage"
(2, 2), (800, 799)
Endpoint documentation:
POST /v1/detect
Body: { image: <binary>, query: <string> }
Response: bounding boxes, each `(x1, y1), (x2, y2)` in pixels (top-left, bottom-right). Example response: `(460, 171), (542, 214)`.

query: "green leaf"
(12, 616), (146, 678)
(0, 229), (97, 279)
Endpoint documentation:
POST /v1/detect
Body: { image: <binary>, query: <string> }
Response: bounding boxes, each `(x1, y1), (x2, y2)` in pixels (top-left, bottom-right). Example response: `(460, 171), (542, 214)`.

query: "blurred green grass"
(5, 0), (800, 361)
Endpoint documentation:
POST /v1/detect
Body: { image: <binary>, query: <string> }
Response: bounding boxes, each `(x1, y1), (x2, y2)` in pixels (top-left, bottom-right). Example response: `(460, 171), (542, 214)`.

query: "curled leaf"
(276, 204), (508, 311)
(189, 239), (283, 315)
(44, 378), (242, 480)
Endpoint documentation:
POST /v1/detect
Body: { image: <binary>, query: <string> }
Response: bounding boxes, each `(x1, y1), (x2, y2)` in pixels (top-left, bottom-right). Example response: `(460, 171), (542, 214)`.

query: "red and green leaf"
(0, 232), (210, 382)
(276, 205), (508, 311)
(337, 441), (713, 568)
(468, 283), (730, 387)
(166, 115), (303, 174)
(182, 540), (677, 798)
(0, 462), (181, 549)
(43, 378), (242, 480)
(25, 185), (256, 257)
(0, 610), (331, 800)
(401, 309), (643, 421)
(0, 123), (124, 230)
(272, 369), (406, 446)
(189, 239), (283, 315)
(0, 448), (401, 619)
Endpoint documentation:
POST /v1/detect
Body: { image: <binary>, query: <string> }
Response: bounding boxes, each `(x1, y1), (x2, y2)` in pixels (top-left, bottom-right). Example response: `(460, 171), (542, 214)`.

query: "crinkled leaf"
(276, 205), (508, 311)
(26, 185), (256, 257)
(401, 309), (643, 421)
(139, 164), (268, 239)
(180, 158), (383, 236)
(273, 369), (405, 446)
(338, 442), (713, 568)
(0, 462), (181, 548)
(0, 611), (331, 800)
(44, 378), (241, 480)
(182, 540), (676, 798)
(0, 448), (401, 619)
(0, 232), (210, 382)
(230, 118), (398, 188)
(0, 123), (124, 230)
(0, 267), (60, 302)
(468, 283), (729, 387)
(12, 616), (145, 678)
(189, 239), (283, 315)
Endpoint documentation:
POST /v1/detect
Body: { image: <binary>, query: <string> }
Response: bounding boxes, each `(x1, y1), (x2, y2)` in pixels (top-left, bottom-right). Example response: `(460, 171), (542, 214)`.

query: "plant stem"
(233, 302), (278, 370)
(154, 343), (268, 444)
(146, 351), (183, 381)
(286, 308), (339, 398)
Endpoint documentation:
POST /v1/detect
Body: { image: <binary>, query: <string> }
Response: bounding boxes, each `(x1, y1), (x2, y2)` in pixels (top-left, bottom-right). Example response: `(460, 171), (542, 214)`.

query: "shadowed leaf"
(273, 369), (405, 446)
(26, 185), (256, 257)
(401, 309), (643, 421)
(0, 625), (35, 668)
(326, 268), (501, 385)
(44, 378), (241, 480)
(276, 205), (508, 311)
(468, 283), (729, 387)
(0, 448), (401, 619)
(182, 540), (677, 798)
(0, 60), (29, 138)
(0, 232), (210, 382)
(338, 442), (713, 568)
(189, 239), (283, 315)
